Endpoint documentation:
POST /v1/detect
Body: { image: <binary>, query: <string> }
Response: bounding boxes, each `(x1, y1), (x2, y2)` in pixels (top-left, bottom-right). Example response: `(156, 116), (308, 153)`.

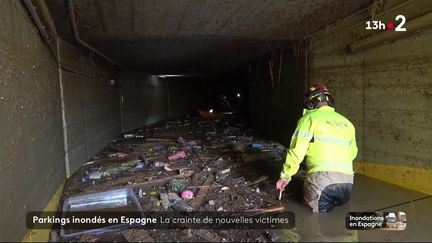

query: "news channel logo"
(365, 15), (407, 31)
(346, 212), (407, 231)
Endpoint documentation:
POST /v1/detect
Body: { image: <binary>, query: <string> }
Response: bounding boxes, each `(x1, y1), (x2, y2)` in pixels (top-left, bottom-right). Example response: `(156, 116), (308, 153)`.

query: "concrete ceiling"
(47, 0), (371, 74)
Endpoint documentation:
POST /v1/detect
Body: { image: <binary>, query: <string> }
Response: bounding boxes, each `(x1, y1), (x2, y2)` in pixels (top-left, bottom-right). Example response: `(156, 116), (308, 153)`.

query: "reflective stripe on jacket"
(280, 106), (357, 180)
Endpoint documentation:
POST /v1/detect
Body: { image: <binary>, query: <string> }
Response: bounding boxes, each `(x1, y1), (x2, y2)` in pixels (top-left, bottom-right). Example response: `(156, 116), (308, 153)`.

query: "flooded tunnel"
(1, 0), (432, 242)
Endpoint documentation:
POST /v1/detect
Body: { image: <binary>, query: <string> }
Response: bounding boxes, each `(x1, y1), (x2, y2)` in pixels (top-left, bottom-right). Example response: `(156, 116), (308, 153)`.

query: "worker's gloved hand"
(276, 178), (290, 191)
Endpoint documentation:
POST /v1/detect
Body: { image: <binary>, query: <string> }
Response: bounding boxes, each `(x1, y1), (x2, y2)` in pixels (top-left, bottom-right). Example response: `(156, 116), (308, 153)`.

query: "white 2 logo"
(395, 15), (406, 32)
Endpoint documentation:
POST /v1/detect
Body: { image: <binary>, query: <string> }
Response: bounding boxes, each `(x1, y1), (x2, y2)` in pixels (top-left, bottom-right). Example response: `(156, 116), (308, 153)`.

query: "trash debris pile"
(58, 115), (289, 242)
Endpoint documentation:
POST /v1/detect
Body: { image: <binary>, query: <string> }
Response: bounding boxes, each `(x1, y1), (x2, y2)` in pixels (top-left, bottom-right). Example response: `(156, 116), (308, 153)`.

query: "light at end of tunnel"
(209, 109), (214, 113)
(236, 93), (241, 98)
(158, 74), (186, 78)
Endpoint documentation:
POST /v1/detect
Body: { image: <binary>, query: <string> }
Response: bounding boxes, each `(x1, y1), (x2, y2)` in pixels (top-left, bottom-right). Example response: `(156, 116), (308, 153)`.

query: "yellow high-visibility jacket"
(280, 106), (358, 181)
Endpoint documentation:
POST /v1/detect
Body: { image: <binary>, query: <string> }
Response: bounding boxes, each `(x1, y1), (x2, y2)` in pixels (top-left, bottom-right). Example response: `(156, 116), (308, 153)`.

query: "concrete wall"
(249, 46), (306, 145)
(59, 40), (121, 174)
(0, 1), (124, 240)
(0, 1), (65, 241)
(308, 1), (432, 168)
(119, 73), (169, 132)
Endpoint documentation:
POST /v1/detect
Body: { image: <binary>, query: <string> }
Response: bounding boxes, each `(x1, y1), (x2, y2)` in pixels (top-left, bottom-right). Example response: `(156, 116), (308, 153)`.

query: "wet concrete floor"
(276, 174), (432, 242)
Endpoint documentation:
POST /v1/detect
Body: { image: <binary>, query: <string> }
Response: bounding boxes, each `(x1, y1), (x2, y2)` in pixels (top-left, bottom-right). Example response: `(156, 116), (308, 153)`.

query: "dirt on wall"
(0, 1), (66, 241)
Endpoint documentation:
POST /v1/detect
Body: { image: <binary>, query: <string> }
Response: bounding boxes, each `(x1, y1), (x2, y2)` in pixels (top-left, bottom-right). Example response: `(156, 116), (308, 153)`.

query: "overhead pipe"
(31, 0), (58, 37)
(67, 0), (129, 71)
(350, 11), (432, 52)
(22, 0), (114, 82)
(22, 0), (57, 56)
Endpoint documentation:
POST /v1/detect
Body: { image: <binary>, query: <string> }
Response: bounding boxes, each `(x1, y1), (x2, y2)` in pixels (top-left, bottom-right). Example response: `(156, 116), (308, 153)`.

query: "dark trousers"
(318, 183), (353, 213)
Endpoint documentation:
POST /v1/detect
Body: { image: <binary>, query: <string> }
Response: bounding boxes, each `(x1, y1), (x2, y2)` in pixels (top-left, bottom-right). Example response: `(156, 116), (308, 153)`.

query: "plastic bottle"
(160, 193), (170, 209)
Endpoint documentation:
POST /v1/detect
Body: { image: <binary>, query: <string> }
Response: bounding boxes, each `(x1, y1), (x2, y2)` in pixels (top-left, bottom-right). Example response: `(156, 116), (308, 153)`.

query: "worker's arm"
(280, 115), (313, 181)
(350, 131), (358, 161)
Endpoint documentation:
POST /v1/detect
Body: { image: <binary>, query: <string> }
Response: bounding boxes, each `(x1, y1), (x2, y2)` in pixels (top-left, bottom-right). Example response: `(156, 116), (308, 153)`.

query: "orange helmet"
(304, 83), (335, 109)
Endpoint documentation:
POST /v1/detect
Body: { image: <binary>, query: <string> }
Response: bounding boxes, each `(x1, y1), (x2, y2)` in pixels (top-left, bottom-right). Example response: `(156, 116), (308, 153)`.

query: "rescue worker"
(276, 83), (358, 213)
